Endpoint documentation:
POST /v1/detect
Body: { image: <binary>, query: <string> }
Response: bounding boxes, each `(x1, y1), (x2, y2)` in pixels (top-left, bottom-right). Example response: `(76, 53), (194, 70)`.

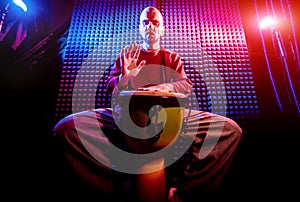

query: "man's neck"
(142, 42), (160, 51)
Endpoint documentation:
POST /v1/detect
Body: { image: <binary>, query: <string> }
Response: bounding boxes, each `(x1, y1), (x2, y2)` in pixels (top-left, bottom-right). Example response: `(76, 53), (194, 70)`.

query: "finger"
(132, 42), (137, 49)
(137, 60), (146, 69)
(121, 48), (125, 58)
(125, 46), (130, 57)
(133, 44), (141, 59)
(120, 48), (126, 65)
(130, 42), (139, 58)
(128, 44), (134, 57)
(120, 48), (126, 68)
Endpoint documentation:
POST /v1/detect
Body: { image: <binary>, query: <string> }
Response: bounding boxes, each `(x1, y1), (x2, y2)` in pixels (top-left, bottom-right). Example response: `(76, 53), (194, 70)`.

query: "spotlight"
(0, 0), (28, 33)
(259, 16), (300, 114)
(12, 0), (27, 12)
(259, 16), (277, 30)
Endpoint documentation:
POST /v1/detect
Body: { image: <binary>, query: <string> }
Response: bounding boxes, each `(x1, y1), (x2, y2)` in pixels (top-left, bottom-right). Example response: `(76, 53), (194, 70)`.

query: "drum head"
(117, 90), (186, 98)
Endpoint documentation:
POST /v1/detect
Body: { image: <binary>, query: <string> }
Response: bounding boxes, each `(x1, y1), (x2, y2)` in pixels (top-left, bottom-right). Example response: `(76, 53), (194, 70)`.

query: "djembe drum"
(112, 90), (187, 153)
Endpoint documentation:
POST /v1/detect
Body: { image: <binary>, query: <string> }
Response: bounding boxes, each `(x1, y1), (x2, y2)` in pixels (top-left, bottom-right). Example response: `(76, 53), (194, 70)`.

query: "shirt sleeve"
(169, 52), (193, 95)
(105, 58), (121, 94)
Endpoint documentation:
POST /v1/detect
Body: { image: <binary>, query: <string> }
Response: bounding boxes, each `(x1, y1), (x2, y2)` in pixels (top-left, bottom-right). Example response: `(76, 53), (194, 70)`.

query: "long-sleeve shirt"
(106, 48), (193, 96)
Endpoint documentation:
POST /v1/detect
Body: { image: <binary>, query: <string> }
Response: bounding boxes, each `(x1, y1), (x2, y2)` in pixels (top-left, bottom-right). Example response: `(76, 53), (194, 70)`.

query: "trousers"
(53, 107), (242, 201)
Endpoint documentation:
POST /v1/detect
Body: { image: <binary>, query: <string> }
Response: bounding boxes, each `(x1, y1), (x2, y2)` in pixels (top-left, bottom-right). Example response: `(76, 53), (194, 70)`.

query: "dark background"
(1, 0), (299, 200)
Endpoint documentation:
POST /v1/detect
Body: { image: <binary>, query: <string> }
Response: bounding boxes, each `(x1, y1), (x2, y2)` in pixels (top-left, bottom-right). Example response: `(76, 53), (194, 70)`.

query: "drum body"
(112, 90), (186, 153)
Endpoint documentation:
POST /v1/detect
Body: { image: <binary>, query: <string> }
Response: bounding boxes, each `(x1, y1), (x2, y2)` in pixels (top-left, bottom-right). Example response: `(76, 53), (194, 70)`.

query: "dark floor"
(220, 118), (300, 201)
(2, 94), (299, 201)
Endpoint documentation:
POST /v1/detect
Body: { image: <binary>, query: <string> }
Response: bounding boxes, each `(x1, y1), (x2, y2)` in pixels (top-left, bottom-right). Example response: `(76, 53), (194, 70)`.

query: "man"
(53, 6), (242, 202)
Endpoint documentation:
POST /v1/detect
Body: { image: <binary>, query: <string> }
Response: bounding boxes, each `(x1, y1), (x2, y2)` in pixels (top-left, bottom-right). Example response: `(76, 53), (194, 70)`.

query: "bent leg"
(52, 108), (134, 200)
(168, 110), (242, 201)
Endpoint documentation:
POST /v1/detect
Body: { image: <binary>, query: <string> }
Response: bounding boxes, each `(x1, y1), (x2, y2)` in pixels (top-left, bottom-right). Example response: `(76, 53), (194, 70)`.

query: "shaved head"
(139, 6), (164, 50)
(139, 6), (164, 26)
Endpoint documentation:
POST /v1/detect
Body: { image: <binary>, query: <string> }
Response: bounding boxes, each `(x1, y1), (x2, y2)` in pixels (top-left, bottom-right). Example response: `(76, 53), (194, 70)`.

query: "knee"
(224, 117), (243, 142)
(52, 114), (75, 140)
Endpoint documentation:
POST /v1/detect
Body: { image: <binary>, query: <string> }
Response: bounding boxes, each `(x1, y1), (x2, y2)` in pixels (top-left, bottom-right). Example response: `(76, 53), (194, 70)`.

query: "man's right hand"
(120, 42), (146, 77)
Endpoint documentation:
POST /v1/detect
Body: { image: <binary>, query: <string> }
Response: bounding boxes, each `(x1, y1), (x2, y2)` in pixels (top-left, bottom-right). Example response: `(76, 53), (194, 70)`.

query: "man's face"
(139, 7), (164, 45)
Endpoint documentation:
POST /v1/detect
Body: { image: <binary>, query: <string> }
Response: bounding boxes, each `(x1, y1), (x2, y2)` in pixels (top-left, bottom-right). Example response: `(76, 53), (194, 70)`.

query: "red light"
(259, 16), (277, 30)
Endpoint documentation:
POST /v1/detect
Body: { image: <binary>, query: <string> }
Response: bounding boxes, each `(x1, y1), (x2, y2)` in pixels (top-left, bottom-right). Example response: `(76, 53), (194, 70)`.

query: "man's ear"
(159, 26), (165, 36)
(139, 24), (144, 35)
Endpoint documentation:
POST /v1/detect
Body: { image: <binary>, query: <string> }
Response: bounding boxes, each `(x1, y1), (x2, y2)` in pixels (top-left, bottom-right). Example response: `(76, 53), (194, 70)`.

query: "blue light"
(12, 0), (27, 12)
